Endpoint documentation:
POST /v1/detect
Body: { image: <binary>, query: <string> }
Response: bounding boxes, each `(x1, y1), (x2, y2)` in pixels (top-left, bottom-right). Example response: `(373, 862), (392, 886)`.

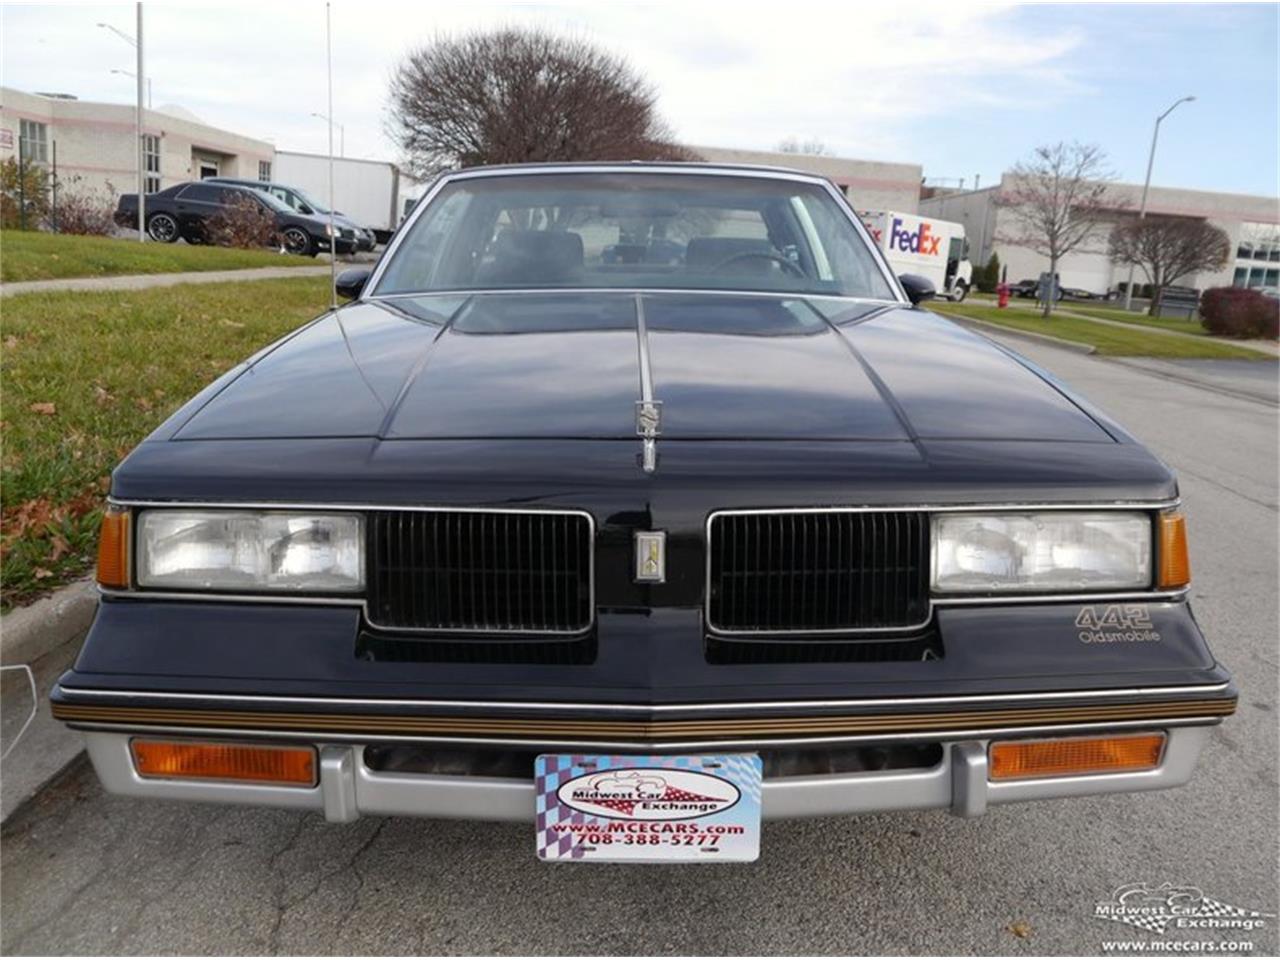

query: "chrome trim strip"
(633, 293), (660, 474)
(63, 715), (1223, 752)
(117, 500), (596, 637)
(55, 681), (1231, 713)
(934, 588), (1188, 607)
(704, 502), (1180, 637)
(363, 163), (906, 304)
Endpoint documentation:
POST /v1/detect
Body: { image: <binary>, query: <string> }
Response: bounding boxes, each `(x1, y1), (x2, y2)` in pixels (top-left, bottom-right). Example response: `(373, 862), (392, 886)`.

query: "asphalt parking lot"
(1, 333), (1276, 957)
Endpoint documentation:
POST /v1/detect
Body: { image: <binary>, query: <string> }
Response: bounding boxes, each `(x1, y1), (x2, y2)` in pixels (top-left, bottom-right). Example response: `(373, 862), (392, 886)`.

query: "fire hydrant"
(996, 281), (1011, 309)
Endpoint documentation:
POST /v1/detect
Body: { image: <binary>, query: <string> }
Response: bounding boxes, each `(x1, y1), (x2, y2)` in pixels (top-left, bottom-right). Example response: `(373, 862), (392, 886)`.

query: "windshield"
(249, 189), (294, 214)
(373, 173), (897, 300)
(289, 187), (329, 214)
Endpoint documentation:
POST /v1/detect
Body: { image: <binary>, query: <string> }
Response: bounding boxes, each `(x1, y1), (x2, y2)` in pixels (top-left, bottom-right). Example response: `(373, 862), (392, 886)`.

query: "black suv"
(115, 182), (357, 256)
(207, 177), (376, 252)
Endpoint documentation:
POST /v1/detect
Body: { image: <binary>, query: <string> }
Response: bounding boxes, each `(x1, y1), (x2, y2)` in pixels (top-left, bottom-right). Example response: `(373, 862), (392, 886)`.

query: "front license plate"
(534, 754), (762, 863)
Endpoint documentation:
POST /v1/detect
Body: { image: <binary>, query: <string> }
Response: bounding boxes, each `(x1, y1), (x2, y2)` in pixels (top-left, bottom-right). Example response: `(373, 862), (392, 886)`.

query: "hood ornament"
(633, 294), (662, 475)
(636, 400), (662, 474)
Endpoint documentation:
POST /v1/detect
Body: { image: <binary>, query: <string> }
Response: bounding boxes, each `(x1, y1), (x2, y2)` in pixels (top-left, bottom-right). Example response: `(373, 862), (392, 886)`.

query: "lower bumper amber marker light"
(988, 733), (1165, 780)
(131, 740), (318, 787)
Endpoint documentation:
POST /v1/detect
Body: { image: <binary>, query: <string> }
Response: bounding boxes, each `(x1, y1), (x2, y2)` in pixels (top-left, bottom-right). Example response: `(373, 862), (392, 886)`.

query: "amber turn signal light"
(96, 507), (130, 589)
(131, 740), (318, 787)
(1157, 511), (1190, 590)
(989, 733), (1165, 780)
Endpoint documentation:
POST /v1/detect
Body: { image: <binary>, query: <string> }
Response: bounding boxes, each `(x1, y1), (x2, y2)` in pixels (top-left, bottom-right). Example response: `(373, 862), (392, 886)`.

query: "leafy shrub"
(975, 252), (1001, 293)
(1199, 287), (1279, 340)
(46, 176), (117, 236)
(205, 194), (280, 249)
(1, 157), (50, 229)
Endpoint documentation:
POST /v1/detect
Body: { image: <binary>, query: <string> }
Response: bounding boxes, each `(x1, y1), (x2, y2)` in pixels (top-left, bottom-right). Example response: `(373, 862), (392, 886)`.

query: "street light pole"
(135, 2), (145, 241)
(98, 14), (146, 240)
(1122, 94), (1195, 311)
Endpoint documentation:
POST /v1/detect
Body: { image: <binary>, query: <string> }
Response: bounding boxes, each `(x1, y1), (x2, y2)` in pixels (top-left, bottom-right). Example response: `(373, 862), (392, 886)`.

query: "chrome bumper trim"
(54, 681), (1232, 715)
(81, 726), (1211, 823)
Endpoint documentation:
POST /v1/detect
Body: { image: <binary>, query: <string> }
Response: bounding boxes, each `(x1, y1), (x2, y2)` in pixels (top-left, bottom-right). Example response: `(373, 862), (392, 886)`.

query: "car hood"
(170, 292), (1115, 443)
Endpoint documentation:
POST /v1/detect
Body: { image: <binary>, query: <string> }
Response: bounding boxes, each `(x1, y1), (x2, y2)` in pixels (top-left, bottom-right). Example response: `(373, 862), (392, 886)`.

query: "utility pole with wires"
(325, 1), (337, 309)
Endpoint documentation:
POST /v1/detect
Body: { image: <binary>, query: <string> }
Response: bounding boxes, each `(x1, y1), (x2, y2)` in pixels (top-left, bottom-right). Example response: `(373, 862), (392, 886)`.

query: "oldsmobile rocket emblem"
(634, 531), (666, 583)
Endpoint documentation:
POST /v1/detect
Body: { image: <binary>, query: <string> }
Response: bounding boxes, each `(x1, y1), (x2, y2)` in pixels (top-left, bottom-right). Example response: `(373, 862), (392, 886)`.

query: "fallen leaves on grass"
(28, 402), (56, 416)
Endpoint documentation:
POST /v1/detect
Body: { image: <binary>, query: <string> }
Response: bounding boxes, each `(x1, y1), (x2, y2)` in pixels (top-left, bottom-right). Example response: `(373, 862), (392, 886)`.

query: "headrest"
(479, 229), (584, 284)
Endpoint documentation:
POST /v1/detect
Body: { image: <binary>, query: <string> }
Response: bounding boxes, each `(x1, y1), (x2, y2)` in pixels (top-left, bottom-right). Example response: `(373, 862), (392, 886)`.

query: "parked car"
(1061, 286), (1118, 302)
(1009, 278), (1039, 298)
(115, 182), (358, 256)
(206, 177), (377, 252)
(62, 164), (1233, 864)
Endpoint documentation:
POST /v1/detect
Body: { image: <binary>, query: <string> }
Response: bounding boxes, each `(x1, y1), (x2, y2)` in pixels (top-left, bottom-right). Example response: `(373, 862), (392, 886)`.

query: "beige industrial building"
(921, 176), (1280, 294)
(1, 86), (275, 199)
(6, 82), (1274, 293)
(695, 145), (923, 214)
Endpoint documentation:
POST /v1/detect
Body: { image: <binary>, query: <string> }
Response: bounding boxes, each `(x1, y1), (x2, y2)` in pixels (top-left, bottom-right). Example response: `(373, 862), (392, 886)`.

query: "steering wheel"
(712, 251), (809, 278)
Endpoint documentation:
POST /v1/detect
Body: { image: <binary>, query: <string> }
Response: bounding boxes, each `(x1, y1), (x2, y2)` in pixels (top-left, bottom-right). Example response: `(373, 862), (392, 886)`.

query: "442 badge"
(534, 754), (763, 862)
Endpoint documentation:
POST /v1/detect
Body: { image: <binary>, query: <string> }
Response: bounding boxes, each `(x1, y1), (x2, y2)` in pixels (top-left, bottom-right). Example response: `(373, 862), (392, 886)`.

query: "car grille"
(707, 510), (930, 633)
(368, 510), (593, 633)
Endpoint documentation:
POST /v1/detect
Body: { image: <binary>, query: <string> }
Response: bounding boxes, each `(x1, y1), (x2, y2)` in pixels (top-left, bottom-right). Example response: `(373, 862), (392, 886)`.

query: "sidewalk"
(1, 264), (332, 297)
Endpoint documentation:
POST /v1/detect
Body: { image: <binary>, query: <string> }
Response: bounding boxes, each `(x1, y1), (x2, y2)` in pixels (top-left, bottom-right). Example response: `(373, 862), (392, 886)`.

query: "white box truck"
(272, 151), (425, 244)
(857, 210), (973, 301)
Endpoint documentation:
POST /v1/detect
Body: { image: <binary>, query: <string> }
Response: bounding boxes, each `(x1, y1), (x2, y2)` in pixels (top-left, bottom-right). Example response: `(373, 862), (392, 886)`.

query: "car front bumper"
(78, 724), (1214, 822)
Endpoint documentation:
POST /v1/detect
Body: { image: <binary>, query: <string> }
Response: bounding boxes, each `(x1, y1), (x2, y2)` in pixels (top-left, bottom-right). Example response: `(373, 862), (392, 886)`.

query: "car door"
(174, 183), (225, 241)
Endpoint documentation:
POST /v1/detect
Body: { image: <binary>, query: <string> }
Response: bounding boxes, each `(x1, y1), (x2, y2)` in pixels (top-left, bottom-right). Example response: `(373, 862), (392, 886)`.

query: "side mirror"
(335, 267), (372, 301)
(899, 273), (936, 305)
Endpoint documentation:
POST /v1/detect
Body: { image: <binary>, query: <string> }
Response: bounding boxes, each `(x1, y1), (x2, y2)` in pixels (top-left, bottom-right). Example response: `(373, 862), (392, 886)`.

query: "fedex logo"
(889, 218), (942, 256)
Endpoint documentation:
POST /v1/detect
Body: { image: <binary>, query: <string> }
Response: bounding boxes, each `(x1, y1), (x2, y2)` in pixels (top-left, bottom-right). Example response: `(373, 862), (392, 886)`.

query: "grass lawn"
(934, 303), (1273, 360)
(1, 230), (321, 283)
(1, 275), (331, 607)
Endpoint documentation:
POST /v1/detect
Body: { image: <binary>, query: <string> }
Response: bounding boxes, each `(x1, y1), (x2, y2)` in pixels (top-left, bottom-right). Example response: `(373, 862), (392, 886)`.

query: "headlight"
(932, 512), (1151, 594)
(136, 511), (363, 592)
(323, 223), (335, 237)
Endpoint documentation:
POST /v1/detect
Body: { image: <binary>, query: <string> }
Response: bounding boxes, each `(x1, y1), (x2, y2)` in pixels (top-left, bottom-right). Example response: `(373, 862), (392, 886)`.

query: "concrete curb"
(1, 579), (96, 824)
(1, 578), (97, 667)
(934, 312), (1098, 355)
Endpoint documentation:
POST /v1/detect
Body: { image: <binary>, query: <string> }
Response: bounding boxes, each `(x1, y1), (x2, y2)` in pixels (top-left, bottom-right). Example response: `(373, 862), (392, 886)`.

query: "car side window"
(177, 183), (223, 203)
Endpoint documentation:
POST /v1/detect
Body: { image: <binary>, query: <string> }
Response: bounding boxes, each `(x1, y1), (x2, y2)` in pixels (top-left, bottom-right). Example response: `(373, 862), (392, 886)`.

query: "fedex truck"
(857, 210), (972, 301)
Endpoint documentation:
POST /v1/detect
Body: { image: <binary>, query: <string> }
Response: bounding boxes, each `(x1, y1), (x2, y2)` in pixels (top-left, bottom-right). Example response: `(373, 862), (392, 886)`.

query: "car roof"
(437, 161), (836, 188)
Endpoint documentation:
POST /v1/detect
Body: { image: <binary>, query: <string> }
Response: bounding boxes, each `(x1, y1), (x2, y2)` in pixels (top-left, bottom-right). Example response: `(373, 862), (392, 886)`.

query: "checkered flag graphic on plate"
(534, 755), (589, 861)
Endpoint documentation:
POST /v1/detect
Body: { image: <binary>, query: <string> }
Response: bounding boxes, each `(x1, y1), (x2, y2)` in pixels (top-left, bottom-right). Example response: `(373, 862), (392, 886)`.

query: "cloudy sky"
(2, 1), (1277, 195)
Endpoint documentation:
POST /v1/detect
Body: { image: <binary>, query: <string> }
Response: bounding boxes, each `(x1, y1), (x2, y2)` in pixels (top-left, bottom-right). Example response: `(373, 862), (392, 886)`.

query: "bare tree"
(1108, 217), (1230, 315)
(387, 28), (700, 178)
(777, 137), (832, 157)
(997, 142), (1123, 317)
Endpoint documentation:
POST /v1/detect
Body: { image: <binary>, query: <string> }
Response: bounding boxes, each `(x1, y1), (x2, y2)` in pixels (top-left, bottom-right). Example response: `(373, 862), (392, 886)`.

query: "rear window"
(374, 173), (896, 300)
